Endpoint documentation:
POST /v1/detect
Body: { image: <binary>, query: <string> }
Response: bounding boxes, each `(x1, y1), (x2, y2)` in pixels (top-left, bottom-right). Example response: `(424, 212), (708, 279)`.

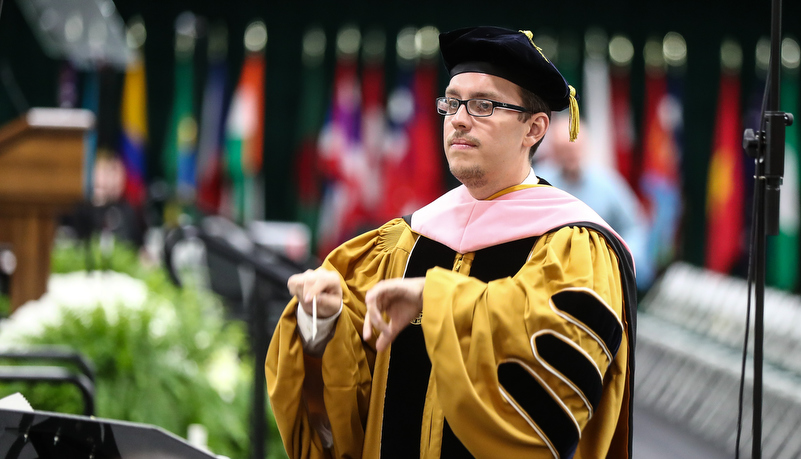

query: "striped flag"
(379, 45), (415, 223)
(640, 38), (683, 269)
(582, 28), (615, 169)
(163, 12), (198, 209)
(196, 23), (228, 215)
(293, 27), (328, 251)
(316, 25), (364, 257)
(224, 21), (266, 223)
(379, 26), (444, 223)
(360, 29), (388, 227)
(119, 47), (148, 208)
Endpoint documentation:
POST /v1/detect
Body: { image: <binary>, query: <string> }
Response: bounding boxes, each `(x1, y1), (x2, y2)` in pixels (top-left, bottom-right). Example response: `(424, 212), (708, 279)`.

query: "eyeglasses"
(435, 97), (531, 117)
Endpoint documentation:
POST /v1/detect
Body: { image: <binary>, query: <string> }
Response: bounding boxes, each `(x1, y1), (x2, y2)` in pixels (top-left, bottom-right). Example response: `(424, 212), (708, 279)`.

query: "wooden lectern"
(0, 108), (94, 311)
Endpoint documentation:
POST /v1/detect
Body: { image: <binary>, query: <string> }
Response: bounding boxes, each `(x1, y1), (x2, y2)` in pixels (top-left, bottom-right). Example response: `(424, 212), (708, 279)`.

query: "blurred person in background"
(535, 115), (654, 290)
(267, 26), (637, 459)
(62, 150), (144, 250)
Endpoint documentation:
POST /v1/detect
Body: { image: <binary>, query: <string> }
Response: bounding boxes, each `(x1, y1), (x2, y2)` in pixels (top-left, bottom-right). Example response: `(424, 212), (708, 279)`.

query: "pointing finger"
(368, 297), (389, 338)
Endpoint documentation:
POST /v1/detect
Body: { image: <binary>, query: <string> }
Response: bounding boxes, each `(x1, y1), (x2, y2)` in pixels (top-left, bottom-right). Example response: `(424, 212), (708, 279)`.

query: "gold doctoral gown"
(266, 186), (635, 459)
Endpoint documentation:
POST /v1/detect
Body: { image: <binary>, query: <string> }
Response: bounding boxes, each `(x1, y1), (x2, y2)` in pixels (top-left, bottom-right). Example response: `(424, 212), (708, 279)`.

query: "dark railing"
(0, 347), (96, 416)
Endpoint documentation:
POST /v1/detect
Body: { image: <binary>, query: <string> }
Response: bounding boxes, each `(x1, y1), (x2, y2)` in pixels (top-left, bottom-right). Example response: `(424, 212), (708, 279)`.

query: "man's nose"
(450, 103), (471, 127)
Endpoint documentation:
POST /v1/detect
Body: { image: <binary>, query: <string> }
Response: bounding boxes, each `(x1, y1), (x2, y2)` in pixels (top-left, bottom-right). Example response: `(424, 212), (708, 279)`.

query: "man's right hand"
(287, 268), (343, 318)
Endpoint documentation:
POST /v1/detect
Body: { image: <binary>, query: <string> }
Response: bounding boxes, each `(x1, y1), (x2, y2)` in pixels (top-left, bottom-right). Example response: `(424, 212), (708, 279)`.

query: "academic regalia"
(266, 183), (636, 459)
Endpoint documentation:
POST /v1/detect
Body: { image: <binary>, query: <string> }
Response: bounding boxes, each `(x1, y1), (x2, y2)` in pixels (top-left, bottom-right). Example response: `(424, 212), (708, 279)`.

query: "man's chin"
(450, 166), (487, 189)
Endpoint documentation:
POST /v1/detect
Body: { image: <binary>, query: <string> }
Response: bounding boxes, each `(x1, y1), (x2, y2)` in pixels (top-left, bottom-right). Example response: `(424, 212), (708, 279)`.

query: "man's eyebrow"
(444, 88), (501, 99)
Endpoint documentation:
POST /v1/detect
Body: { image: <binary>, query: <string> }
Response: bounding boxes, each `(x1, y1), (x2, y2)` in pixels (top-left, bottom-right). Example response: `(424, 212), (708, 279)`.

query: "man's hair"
(517, 86), (551, 161)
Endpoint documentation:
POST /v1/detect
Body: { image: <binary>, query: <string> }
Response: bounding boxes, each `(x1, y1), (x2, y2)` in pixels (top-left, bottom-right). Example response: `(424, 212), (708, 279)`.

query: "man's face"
(442, 72), (535, 195)
(92, 156), (125, 206)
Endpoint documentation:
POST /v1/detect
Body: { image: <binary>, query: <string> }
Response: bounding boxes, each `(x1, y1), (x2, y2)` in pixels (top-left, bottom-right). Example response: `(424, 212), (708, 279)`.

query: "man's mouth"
(449, 135), (479, 148)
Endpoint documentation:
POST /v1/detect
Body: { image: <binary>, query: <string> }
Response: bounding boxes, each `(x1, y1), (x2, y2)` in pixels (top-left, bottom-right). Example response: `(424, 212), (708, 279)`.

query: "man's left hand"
(363, 277), (426, 352)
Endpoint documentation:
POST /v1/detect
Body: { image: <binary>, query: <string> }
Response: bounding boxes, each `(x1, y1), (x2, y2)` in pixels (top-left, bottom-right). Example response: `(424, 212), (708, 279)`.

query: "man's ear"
(524, 113), (549, 147)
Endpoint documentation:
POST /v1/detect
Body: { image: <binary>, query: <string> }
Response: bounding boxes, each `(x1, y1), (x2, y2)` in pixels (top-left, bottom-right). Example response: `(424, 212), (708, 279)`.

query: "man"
(62, 150), (144, 249)
(536, 115), (654, 290)
(266, 26), (636, 459)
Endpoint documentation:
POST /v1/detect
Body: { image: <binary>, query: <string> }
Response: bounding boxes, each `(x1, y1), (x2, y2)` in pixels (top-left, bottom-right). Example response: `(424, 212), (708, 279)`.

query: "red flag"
(610, 63), (637, 190)
(640, 59), (683, 268)
(380, 63), (415, 222)
(360, 49), (387, 226)
(240, 53), (266, 175)
(380, 46), (444, 222)
(407, 58), (444, 208)
(196, 25), (228, 215)
(316, 34), (365, 257)
(705, 68), (744, 273)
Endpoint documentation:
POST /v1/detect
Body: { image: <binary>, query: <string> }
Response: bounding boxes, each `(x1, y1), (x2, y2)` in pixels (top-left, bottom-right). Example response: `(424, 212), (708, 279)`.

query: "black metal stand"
(238, 264), (268, 459)
(742, 0), (794, 457)
(164, 220), (305, 459)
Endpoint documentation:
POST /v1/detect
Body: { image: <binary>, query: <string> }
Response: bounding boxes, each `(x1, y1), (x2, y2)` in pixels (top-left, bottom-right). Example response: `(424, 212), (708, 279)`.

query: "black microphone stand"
(742, 0), (794, 457)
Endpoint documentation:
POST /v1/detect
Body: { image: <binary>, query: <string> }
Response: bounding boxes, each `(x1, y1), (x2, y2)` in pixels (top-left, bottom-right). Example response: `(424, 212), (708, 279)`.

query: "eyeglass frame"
(435, 97), (531, 117)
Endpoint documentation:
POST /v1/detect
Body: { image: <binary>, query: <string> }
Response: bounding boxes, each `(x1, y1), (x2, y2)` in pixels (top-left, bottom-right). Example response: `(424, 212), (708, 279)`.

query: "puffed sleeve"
(421, 226), (629, 459)
(265, 218), (413, 459)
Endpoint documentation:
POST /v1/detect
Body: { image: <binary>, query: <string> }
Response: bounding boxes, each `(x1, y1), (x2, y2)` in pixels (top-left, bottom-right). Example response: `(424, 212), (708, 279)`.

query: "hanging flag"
(406, 29), (444, 208)
(119, 41), (148, 209)
(767, 38), (801, 290)
(359, 28), (388, 228)
(58, 61), (79, 109)
(743, 39), (769, 252)
(196, 22), (228, 215)
(163, 12), (198, 215)
(582, 28), (615, 169)
(224, 20), (266, 223)
(665, 33), (687, 180)
(705, 43), (744, 274)
(639, 36), (683, 269)
(380, 36), (416, 223)
(292, 27), (328, 252)
(316, 25), (365, 257)
(556, 31), (582, 100)
(379, 26), (444, 223)
(81, 68), (100, 201)
(608, 34), (638, 189)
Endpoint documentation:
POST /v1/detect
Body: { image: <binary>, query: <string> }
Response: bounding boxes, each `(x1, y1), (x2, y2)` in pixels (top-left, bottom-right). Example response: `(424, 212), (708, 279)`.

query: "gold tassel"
(568, 85), (580, 142)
